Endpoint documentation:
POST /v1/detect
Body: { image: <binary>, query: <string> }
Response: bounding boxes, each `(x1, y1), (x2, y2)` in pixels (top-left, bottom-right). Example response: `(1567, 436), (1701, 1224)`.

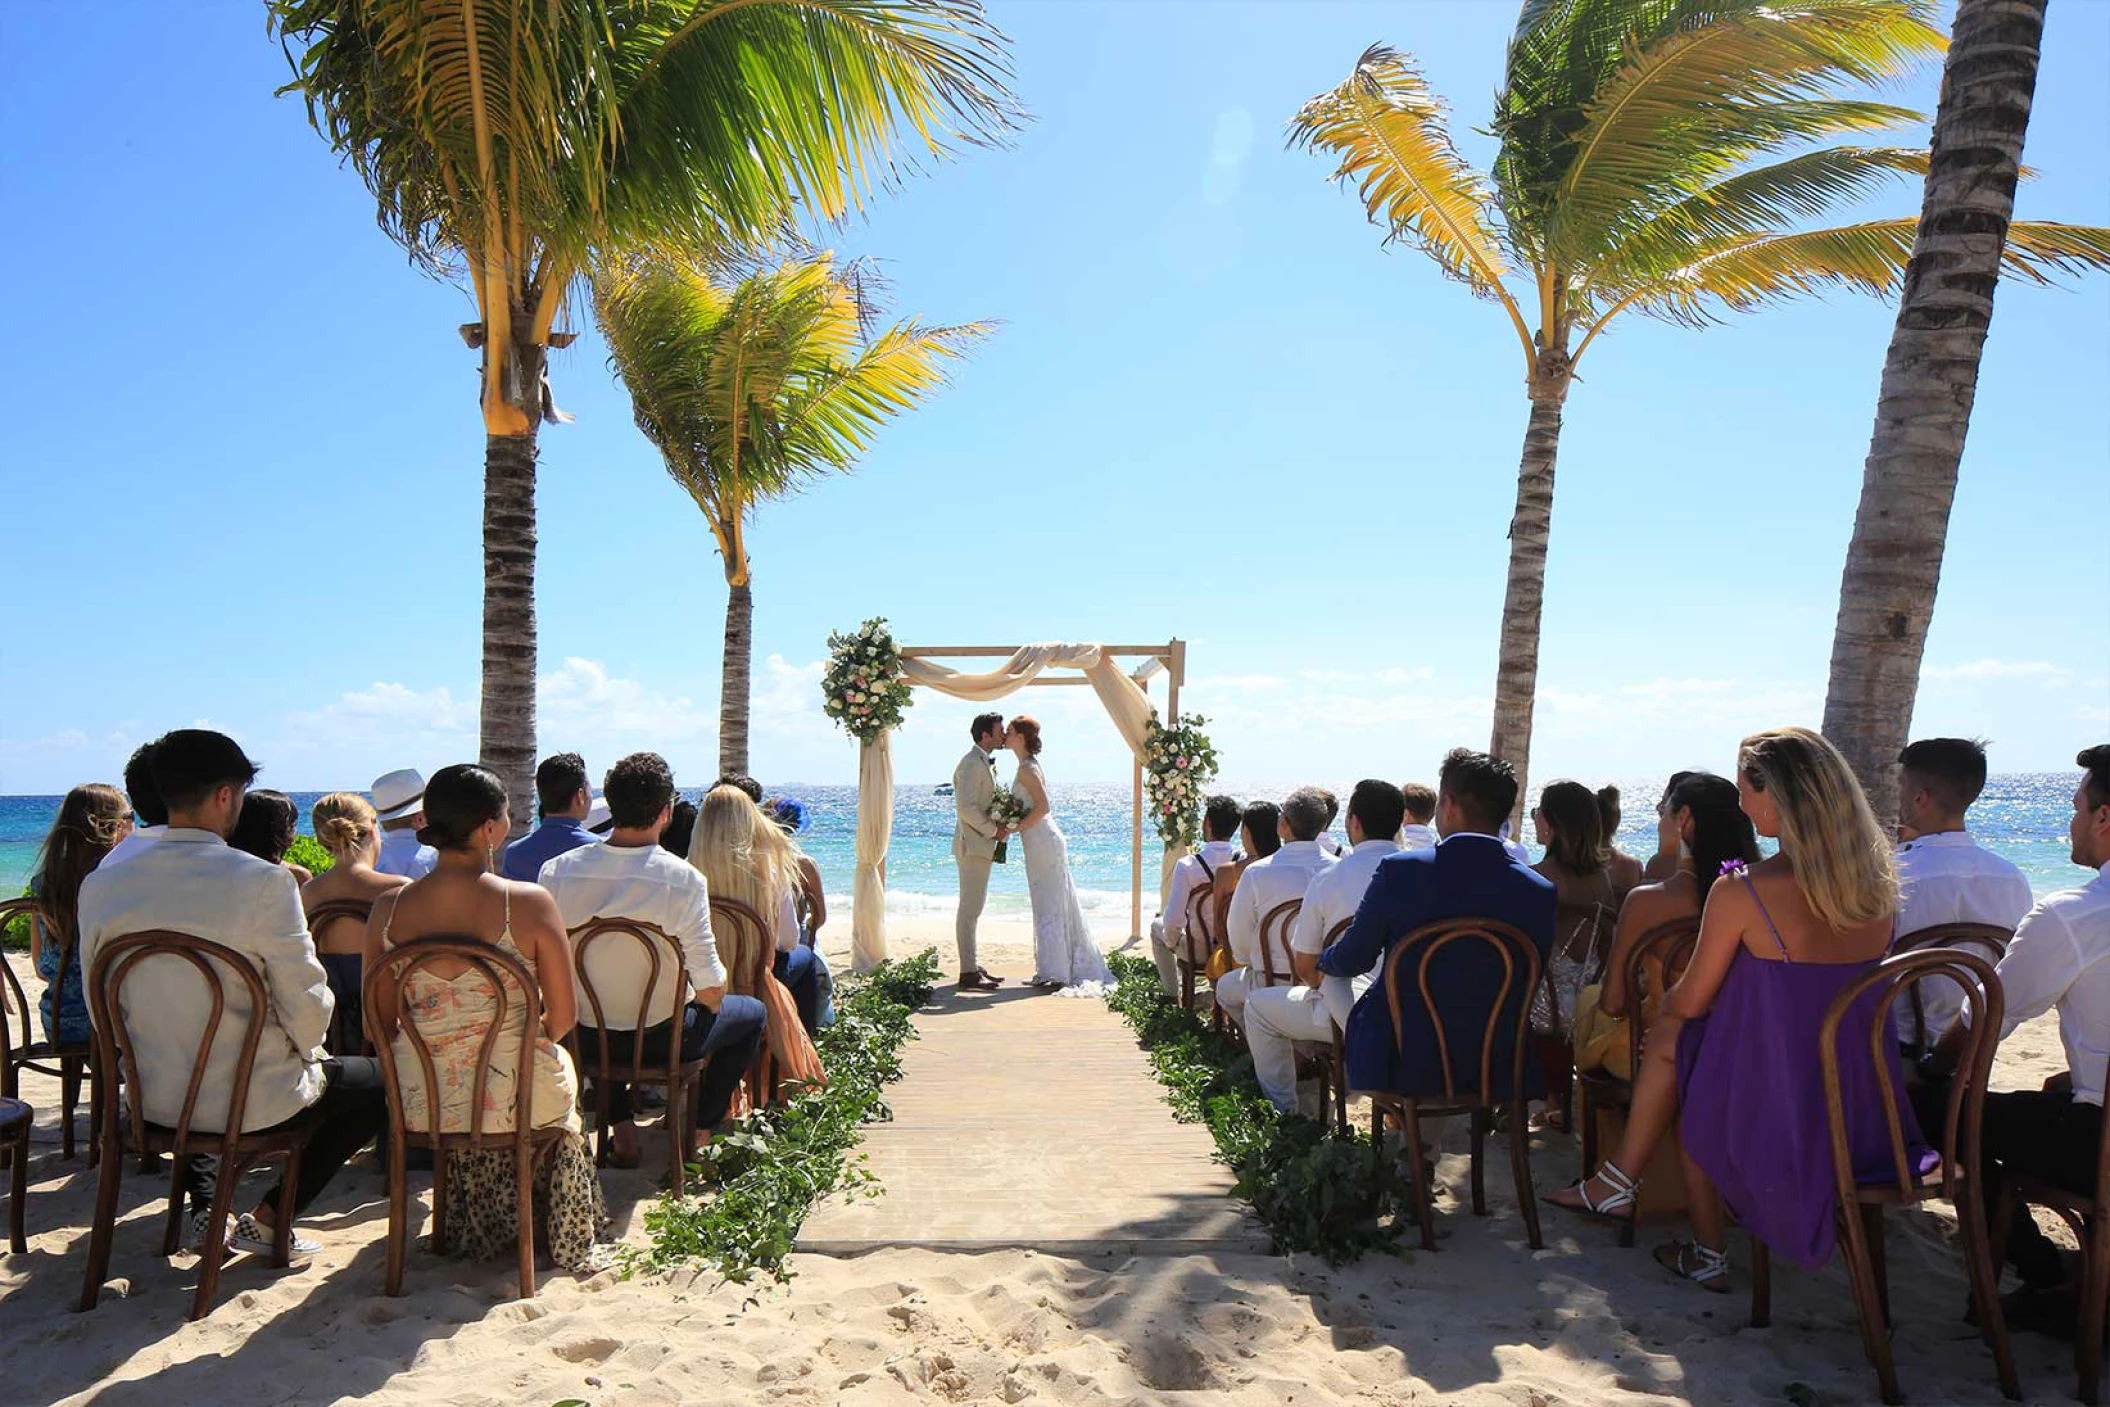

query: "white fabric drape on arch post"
(848, 642), (1185, 972)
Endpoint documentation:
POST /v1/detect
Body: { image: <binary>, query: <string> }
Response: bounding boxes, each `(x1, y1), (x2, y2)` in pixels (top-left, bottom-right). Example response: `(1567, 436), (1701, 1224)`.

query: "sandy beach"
(1, 923), (2090, 1406)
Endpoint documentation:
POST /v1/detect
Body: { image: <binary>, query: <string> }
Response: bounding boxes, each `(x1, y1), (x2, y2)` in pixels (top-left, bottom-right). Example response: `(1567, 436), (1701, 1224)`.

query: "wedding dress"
(1017, 757), (1115, 996)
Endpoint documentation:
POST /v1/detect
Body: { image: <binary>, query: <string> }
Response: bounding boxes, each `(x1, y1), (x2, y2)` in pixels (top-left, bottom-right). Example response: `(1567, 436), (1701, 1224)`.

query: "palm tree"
(268, 0), (1015, 825)
(1290, 0), (2108, 821)
(594, 252), (988, 774)
(1823, 0), (2082, 824)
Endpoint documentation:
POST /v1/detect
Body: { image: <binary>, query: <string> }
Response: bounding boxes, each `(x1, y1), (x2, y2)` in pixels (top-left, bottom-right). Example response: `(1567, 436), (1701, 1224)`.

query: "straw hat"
(371, 768), (427, 822)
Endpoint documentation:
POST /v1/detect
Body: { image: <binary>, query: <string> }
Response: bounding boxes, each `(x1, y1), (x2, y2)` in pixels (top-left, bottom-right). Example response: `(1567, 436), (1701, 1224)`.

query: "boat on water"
(934, 783), (954, 797)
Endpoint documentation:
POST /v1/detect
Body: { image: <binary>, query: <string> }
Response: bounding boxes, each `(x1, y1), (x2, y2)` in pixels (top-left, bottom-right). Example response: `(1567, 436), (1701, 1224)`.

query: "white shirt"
(1164, 840), (1239, 940)
(1400, 823), (1439, 852)
(98, 824), (167, 871)
(1895, 829), (2035, 1043)
(376, 828), (437, 879)
(540, 841), (728, 1029)
(1292, 838), (1401, 956)
(1317, 832), (1345, 858)
(77, 828), (332, 1132)
(1982, 863), (2110, 1105)
(1225, 840), (1336, 970)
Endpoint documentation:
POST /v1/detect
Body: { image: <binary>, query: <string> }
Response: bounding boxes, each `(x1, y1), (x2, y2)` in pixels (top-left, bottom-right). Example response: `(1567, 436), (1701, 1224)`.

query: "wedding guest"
(690, 786), (826, 1088)
(1217, 789), (1337, 1026)
(662, 799), (699, 858)
(504, 752), (598, 881)
(78, 729), (377, 1260)
(1891, 737), (2033, 1049)
(767, 796), (835, 1028)
(1550, 728), (1918, 1293)
(1151, 795), (1242, 997)
(231, 789), (312, 882)
(715, 774), (764, 804)
(1400, 783), (1439, 850)
(1316, 789), (1345, 858)
(1596, 786), (1647, 893)
(1244, 781), (1406, 1111)
(1915, 745), (2110, 1327)
(1572, 773), (1758, 1080)
(366, 763), (605, 1273)
(1209, 801), (1282, 961)
(28, 783), (132, 1047)
(1641, 772), (1700, 883)
(98, 743), (167, 871)
(300, 792), (410, 1049)
(1529, 781), (1623, 1129)
(372, 767), (437, 878)
(542, 753), (766, 1167)
(1319, 750), (1554, 1107)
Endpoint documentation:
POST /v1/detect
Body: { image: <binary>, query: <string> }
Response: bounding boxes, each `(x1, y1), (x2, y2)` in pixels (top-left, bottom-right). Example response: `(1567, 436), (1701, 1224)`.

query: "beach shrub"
(1105, 953), (1405, 1264)
(632, 949), (939, 1283)
(285, 835), (336, 877)
(2, 884), (31, 953)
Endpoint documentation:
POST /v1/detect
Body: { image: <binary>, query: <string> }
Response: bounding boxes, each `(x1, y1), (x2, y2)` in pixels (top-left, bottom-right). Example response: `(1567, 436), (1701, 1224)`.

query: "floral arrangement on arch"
(1143, 712), (1220, 852)
(822, 618), (915, 742)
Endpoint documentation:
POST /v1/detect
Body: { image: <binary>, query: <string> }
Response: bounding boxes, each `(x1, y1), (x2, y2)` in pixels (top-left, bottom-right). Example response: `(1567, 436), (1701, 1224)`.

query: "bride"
(1003, 716), (1115, 995)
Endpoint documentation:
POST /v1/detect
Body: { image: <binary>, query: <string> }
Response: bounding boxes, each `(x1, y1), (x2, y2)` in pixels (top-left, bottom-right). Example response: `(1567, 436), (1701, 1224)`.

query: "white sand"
(0, 933), (2087, 1406)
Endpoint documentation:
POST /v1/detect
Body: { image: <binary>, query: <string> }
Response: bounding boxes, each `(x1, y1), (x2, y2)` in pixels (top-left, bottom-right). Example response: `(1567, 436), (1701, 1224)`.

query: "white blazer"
(78, 828), (333, 1133)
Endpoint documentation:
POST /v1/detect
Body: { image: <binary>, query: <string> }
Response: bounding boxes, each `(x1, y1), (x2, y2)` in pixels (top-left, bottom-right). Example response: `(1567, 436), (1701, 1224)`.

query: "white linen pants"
(1244, 983), (1341, 1112)
(955, 853), (993, 974)
(1214, 966), (1252, 1024)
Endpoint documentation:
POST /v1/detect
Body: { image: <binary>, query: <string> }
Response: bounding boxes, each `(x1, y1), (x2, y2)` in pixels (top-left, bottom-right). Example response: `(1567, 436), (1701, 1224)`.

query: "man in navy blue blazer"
(1318, 748), (1557, 1102)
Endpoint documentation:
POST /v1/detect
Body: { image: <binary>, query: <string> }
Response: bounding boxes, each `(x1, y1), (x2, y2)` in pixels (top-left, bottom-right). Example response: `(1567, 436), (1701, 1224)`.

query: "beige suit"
(953, 747), (1001, 972)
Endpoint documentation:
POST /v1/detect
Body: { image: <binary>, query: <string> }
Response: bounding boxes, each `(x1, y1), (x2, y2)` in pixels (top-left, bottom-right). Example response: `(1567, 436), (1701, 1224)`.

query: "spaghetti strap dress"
(1675, 870), (1935, 1269)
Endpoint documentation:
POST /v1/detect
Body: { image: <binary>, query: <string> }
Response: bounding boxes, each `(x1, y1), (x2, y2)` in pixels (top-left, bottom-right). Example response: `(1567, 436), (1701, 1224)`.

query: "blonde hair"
(311, 791), (380, 863)
(1738, 727), (1899, 932)
(689, 785), (798, 992)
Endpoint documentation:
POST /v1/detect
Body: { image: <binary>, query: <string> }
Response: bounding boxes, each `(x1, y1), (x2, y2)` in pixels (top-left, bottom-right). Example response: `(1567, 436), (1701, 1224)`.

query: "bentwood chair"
(709, 897), (779, 1109)
(303, 897), (374, 1057)
(1302, 917), (1353, 1134)
(1256, 900), (1304, 991)
(568, 917), (707, 1194)
(1367, 917), (1544, 1252)
(78, 931), (316, 1320)
(1573, 916), (1702, 1247)
(1, 896), (99, 1162)
(1751, 948), (2018, 1405)
(1175, 877), (1217, 1013)
(0, 974), (31, 1252)
(365, 937), (569, 1301)
(1893, 921), (2014, 1058)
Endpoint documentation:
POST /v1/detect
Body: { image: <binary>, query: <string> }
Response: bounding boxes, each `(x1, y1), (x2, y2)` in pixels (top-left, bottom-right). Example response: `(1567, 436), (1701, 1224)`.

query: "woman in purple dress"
(1548, 727), (1925, 1291)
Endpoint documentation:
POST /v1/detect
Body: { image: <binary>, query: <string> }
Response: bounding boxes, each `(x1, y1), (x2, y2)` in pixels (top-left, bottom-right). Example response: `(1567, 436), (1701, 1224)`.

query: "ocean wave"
(823, 887), (1138, 919)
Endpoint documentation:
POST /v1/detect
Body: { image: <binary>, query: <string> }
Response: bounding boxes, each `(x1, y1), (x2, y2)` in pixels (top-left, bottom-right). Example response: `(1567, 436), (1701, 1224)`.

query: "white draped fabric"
(849, 643), (1185, 971)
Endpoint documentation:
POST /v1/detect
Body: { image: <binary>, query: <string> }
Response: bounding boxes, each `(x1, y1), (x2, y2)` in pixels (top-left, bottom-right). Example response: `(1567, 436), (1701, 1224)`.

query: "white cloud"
(1923, 659), (2071, 684)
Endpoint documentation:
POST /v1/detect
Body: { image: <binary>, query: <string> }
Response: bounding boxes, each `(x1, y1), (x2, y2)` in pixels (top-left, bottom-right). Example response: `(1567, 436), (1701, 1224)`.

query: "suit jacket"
(77, 828), (333, 1133)
(953, 747), (1001, 863)
(1318, 833), (1557, 1100)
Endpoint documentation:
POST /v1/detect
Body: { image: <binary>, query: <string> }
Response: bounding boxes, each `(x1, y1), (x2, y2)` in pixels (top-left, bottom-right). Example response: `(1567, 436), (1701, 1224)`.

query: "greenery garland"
(821, 617), (915, 742)
(1142, 712), (1220, 852)
(633, 950), (939, 1283)
(1104, 953), (1404, 1264)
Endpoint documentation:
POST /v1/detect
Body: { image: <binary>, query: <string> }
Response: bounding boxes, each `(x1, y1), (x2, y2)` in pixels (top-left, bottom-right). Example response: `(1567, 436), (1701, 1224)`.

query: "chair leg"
(1370, 1105), (1389, 1215)
(1837, 1198), (1901, 1405)
(77, 1124), (124, 1312)
(432, 1148), (450, 1254)
(60, 1056), (80, 1160)
(1957, 1177), (2020, 1400)
(1507, 1100), (1542, 1251)
(8, 1128), (27, 1253)
(514, 1142), (537, 1300)
(1403, 1105), (1437, 1252)
(1861, 1202), (1893, 1330)
(667, 1077), (687, 1199)
(192, 1155), (243, 1321)
(160, 1148), (190, 1257)
(1468, 1109), (1488, 1216)
(384, 1138), (408, 1297)
(1579, 1087), (1598, 1174)
(86, 1073), (103, 1170)
(1750, 1237), (1771, 1328)
(591, 1077), (610, 1169)
(273, 1146), (303, 1269)
(2082, 1213), (2110, 1407)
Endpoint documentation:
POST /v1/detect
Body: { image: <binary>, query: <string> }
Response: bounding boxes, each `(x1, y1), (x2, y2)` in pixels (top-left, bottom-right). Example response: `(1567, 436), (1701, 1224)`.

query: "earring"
(486, 843), (497, 871)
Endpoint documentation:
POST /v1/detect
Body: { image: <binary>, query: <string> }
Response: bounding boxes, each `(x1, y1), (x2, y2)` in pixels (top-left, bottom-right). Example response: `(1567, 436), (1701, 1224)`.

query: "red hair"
(1008, 715), (1043, 756)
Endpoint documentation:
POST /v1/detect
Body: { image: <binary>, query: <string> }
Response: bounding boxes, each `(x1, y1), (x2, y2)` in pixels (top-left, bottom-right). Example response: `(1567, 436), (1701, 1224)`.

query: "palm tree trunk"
(719, 578), (753, 778)
(1821, 0), (2045, 827)
(480, 332), (546, 835)
(1490, 365), (1569, 829)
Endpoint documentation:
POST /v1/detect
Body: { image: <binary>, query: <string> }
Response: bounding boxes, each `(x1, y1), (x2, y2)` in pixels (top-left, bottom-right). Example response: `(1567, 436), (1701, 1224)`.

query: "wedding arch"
(843, 639), (1189, 971)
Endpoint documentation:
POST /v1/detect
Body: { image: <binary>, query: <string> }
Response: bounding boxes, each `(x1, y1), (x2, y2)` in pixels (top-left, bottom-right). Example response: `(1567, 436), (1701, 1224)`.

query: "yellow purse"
(1204, 943), (1236, 983)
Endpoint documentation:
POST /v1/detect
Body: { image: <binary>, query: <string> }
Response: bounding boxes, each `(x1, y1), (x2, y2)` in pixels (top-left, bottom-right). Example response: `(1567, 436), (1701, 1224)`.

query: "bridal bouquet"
(1143, 712), (1220, 853)
(821, 617), (914, 742)
(987, 785), (1031, 864)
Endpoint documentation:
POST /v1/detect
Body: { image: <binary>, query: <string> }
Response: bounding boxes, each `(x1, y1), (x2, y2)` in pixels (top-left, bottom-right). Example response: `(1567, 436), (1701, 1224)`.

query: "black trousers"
(1914, 1075), (2104, 1289)
(185, 1056), (387, 1218)
(577, 994), (767, 1132)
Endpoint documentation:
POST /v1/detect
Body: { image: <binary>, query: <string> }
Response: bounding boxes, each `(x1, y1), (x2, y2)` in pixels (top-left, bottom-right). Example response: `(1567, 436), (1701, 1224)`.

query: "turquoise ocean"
(0, 773), (2086, 919)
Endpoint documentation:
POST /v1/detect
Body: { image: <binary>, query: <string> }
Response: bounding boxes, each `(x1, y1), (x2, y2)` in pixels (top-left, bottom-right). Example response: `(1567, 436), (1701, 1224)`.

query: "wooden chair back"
(1181, 878), (1218, 965)
(1258, 900), (1302, 988)
(1893, 921), (2013, 1055)
(1618, 916), (1703, 1083)
(709, 897), (774, 995)
(1380, 917), (1542, 1105)
(1820, 947), (2003, 1205)
(305, 897), (373, 1055)
(570, 917), (689, 1084)
(364, 936), (540, 1146)
(0, 897), (58, 1062)
(86, 930), (272, 1156)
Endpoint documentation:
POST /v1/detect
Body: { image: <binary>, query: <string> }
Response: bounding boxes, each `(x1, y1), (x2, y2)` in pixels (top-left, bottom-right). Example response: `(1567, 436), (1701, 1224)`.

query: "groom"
(953, 712), (1011, 991)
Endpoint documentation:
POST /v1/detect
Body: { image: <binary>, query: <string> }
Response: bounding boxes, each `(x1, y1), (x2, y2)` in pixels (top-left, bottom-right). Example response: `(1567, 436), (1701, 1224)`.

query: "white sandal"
(1654, 1238), (1732, 1293)
(1546, 1158), (1638, 1225)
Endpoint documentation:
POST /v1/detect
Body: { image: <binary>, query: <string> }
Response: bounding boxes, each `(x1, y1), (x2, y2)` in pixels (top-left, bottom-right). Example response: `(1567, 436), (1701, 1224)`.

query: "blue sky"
(1, 0), (2104, 796)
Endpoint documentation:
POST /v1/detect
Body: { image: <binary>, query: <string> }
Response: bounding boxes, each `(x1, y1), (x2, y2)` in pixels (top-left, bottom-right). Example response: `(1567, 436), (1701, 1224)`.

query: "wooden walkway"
(799, 982), (1266, 1256)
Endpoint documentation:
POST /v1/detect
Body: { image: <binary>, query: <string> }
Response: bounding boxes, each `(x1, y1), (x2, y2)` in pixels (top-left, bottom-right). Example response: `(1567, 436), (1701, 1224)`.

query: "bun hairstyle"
(416, 763), (509, 852)
(1595, 785), (1622, 837)
(311, 792), (380, 862)
(1009, 715), (1043, 756)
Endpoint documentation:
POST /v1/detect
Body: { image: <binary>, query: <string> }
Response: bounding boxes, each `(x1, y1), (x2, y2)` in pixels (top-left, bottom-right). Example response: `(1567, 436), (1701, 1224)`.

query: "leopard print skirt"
(436, 1129), (610, 1273)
